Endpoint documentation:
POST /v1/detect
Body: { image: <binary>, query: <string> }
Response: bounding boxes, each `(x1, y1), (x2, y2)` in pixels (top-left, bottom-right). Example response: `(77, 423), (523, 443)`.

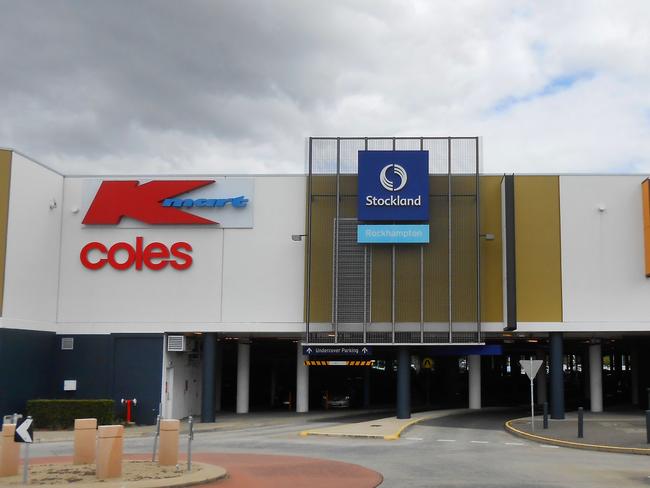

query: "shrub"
(26, 399), (114, 429)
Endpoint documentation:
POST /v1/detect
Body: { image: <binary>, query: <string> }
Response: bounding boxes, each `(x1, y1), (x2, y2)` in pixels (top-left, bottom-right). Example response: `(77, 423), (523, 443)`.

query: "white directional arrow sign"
(362, 347), (368, 354)
(15, 417), (33, 443)
(519, 359), (543, 380)
(306, 347), (313, 354)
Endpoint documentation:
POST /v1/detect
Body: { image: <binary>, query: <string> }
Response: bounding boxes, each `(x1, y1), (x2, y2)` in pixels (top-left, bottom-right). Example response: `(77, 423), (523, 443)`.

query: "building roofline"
(2, 148), (648, 178)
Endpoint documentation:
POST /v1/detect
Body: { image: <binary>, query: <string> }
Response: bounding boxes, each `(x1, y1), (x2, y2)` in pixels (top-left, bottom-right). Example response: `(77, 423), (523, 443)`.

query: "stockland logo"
(358, 151), (429, 221)
(380, 164), (407, 192)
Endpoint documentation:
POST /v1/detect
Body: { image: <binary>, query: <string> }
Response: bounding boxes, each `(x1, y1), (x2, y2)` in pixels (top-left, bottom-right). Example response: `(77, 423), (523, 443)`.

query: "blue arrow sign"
(303, 346), (373, 356)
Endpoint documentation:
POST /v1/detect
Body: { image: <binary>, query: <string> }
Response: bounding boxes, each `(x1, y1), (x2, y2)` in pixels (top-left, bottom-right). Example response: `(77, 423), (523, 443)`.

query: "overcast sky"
(1, 1), (649, 175)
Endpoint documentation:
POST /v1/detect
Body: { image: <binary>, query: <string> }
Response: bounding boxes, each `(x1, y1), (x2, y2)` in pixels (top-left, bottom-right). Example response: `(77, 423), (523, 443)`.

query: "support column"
(468, 355), (481, 410)
(363, 367), (371, 409)
(270, 362), (277, 408)
(550, 332), (565, 419)
(631, 348), (639, 406)
(296, 345), (309, 413)
(396, 346), (411, 419)
(236, 341), (250, 414)
(214, 341), (223, 412)
(536, 352), (547, 405)
(201, 333), (217, 423)
(589, 343), (603, 413)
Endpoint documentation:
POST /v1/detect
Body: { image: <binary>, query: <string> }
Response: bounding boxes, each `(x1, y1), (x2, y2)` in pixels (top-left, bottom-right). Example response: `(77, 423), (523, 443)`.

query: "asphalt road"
(28, 408), (650, 487)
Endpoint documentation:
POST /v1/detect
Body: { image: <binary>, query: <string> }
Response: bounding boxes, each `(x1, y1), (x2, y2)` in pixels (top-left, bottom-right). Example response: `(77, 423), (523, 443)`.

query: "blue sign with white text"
(358, 224), (430, 244)
(358, 150), (429, 221)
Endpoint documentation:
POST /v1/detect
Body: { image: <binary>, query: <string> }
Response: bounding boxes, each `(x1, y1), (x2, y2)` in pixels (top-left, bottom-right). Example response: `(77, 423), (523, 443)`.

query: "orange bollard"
(96, 425), (124, 480)
(73, 418), (97, 465)
(158, 419), (180, 467)
(0, 424), (19, 477)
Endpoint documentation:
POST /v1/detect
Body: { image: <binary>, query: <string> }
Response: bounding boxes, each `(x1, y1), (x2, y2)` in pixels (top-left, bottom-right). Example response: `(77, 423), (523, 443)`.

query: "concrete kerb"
(0, 461), (227, 488)
(504, 417), (650, 456)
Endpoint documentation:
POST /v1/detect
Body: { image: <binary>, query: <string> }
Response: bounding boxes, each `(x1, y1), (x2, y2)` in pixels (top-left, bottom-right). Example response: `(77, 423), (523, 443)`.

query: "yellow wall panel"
(514, 176), (563, 322)
(0, 150), (11, 316)
(479, 176), (504, 322)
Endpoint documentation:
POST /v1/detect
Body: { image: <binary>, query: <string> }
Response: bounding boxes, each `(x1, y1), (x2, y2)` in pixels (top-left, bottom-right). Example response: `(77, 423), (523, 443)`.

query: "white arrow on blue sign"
(14, 417), (33, 443)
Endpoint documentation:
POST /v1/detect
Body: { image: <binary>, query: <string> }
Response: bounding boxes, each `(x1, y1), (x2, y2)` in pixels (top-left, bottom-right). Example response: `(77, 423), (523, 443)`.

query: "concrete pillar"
(96, 425), (124, 480)
(631, 348), (639, 406)
(0, 424), (19, 477)
(589, 343), (603, 413)
(236, 341), (250, 414)
(396, 346), (411, 419)
(536, 352), (548, 405)
(550, 332), (565, 419)
(158, 419), (180, 466)
(73, 418), (97, 465)
(215, 341), (223, 412)
(468, 354), (481, 410)
(270, 362), (277, 408)
(296, 344), (309, 413)
(363, 367), (371, 409)
(201, 332), (217, 423)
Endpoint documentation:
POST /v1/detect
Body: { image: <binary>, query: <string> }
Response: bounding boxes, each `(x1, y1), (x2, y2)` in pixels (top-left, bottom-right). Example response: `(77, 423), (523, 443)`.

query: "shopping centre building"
(0, 137), (649, 424)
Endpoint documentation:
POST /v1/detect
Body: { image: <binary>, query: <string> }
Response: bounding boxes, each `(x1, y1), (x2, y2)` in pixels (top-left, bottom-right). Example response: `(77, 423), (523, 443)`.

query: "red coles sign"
(80, 237), (192, 271)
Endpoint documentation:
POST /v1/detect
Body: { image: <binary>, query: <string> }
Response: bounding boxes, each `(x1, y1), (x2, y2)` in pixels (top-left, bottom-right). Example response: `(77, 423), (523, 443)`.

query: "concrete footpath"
(30, 409), (395, 443)
(506, 410), (650, 455)
(300, 408), (463, 440)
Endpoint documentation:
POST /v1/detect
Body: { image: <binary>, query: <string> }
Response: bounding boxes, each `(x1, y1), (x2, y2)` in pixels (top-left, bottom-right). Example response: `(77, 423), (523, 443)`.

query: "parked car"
(322, 391), (351, 408)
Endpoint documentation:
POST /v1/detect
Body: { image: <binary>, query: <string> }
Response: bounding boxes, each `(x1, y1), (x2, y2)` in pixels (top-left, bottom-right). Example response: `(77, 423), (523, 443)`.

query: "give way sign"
(519, 359), (543, 380)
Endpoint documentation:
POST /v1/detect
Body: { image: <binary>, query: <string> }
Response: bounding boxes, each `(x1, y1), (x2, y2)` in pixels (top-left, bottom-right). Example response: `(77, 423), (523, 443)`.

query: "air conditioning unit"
(167, 335), (186, 352)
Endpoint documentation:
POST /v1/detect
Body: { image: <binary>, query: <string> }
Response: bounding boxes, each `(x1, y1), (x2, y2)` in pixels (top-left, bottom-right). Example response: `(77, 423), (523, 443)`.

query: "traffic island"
(505, 414), (650, 455)
(0, 460), (226, 487)
(300, 409), (460, 440)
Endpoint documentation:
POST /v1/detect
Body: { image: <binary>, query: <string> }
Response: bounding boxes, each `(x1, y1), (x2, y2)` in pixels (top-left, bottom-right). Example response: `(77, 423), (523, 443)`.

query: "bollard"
(73, 418), (97, 464)
(543, 402), (549, 429)
(646, 410), (650, 444)
(158, 419), (180, 467)
(577, 407), (584, 438)
(187, 416), (194, 472)
(96, 425), (124, 480)
(151, 414), (161, 462)
(0, 424), (19, 477)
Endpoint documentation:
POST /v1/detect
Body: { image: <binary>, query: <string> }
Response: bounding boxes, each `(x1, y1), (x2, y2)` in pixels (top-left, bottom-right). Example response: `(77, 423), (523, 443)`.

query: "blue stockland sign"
(357, 224), (430, 244)
(358, 150), (429, 221)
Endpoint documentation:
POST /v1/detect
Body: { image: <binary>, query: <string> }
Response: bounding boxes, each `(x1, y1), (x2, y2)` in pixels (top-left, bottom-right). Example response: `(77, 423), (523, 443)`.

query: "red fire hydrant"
(121, 398), (137, 424)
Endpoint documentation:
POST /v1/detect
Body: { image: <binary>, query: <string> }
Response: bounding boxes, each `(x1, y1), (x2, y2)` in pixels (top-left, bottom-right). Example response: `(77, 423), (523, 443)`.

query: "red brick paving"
(27, 453), (383, 488)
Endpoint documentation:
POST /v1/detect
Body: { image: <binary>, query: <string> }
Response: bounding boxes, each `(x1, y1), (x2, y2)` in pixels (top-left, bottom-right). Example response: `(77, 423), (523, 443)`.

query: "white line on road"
(405, 437), (423, 441)
(540, 445), (560, 449)
(505, 442), (525, 446)
(437, 439), (456, 442)
(470, 441), (489, 444)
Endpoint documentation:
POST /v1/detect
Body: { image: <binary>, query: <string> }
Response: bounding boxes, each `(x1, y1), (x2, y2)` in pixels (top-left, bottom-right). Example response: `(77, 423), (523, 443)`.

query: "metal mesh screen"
(306, 137), (481, 345)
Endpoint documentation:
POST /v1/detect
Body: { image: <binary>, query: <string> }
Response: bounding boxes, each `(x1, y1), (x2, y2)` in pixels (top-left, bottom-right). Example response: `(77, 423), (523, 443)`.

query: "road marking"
(505, 442), (525, 446)
(437, 439), (456, 442)
(540, 445), (560, 449)
(405, 437), (423, 441)
(470, 440), (489, 444)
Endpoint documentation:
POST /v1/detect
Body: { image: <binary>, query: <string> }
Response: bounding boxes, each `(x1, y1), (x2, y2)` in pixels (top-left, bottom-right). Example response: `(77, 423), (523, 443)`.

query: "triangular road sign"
(519, 359), (543, 380)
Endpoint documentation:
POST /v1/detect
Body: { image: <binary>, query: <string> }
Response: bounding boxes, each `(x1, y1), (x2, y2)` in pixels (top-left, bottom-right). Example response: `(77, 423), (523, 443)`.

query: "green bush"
(26, 399), (114, 429)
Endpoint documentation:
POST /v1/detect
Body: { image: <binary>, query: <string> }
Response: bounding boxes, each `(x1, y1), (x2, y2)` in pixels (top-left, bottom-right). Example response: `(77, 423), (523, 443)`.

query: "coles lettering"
(80, 237), (192, 271)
